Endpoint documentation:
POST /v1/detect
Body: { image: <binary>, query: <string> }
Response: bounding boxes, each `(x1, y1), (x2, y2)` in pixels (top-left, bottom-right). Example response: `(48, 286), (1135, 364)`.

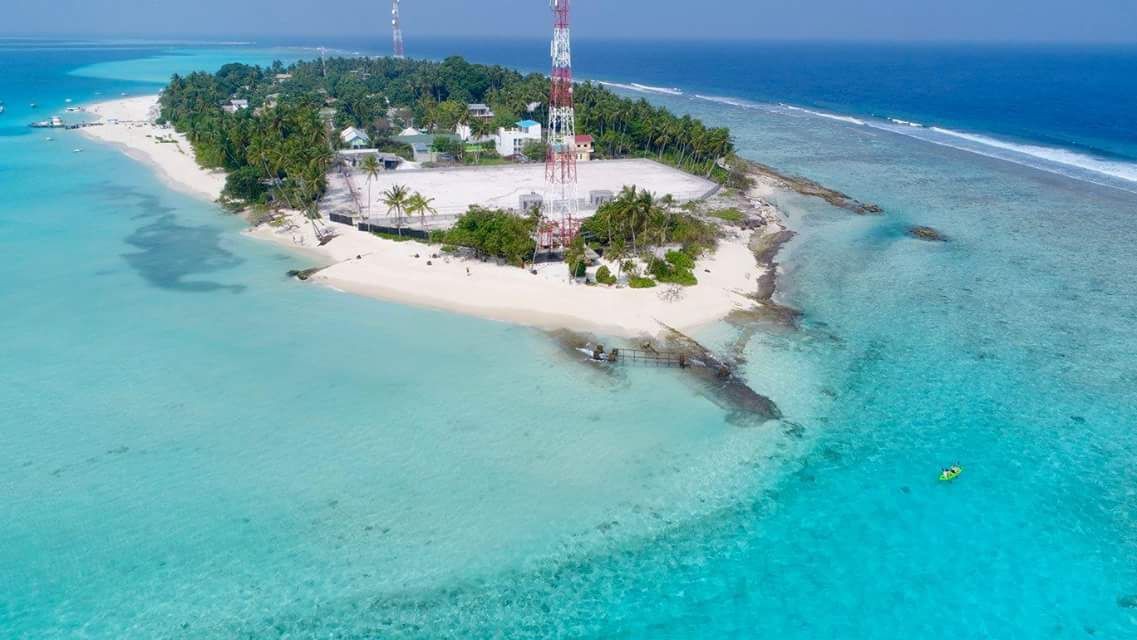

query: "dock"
(589, 345), (689, 368)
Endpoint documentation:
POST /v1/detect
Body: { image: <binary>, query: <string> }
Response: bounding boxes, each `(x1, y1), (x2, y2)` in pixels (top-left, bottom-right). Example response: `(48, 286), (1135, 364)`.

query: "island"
(81, 55), (819, 338)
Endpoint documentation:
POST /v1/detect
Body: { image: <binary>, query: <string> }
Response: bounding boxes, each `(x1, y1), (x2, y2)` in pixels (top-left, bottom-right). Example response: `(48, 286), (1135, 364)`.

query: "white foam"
(782, 105), (866, 126)
(629, 83), (683, 96)
(694, 94), (758, 109)
(888, 118), (923, 128)
(920, 127), (1137, 184)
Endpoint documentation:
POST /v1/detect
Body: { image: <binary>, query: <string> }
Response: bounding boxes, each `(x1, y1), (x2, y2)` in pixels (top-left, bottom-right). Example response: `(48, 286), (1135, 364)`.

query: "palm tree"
(360, 155), (381, 220)
(406, 192), (437, 237)
(382, 184), (411, 236)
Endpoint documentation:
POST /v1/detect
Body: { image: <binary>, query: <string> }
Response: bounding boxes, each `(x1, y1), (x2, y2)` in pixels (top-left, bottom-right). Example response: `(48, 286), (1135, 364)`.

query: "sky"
(7, 0), (1137, 44)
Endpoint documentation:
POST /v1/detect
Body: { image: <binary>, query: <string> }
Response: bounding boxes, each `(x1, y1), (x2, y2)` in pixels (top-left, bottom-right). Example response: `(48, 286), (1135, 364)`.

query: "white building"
(467, 103), (494, 120)
(222, 99), (249, 114)
(495, 120), (543, 158)
(340, 126), (371, 149)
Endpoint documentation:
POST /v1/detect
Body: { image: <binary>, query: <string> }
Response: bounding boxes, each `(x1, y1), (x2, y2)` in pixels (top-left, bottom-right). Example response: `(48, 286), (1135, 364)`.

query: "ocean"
(2, 37), (1136, 637)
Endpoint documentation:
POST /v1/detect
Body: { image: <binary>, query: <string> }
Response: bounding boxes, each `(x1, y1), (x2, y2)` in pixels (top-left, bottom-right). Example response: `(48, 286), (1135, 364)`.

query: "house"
(340, 127), (371, 149)
(495, 119), (543, 158)
(222, 99), (249, 114)
(467, 103), (495, 120)
(399, 126), (423, 137)
(574, 134), (594, 161)
(338, 149), (402, 170)
(274, 73), (293, 82)
(393, 132), (461, 163)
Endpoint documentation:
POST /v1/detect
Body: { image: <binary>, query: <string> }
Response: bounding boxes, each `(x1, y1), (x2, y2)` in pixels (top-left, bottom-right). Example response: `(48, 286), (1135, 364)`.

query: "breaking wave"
(629, 83), (684, 96)
(605, 79), (1137, 192)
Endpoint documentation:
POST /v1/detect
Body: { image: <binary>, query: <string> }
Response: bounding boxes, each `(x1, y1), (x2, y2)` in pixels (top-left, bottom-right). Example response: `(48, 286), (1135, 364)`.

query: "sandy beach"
(80, 95), (226, 201)
(250, 214), (768, 337)
(82, 94), (786, 338)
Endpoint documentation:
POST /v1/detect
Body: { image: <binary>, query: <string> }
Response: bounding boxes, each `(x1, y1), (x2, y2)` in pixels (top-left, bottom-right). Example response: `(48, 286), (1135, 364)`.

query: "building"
(340, 127), (371, 149)
(393, 132), (461, 163)
(495, 120), (543, 158)
(467, 103), (495, 120)
(338, 149), (402, 170)
(222, 99), (249, 114)
(574, 134), (594, 162)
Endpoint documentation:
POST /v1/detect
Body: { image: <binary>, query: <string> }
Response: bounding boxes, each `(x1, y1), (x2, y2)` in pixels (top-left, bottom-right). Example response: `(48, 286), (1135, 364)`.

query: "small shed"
(589, 190), (615, 208)
(519, 192), (543, 213)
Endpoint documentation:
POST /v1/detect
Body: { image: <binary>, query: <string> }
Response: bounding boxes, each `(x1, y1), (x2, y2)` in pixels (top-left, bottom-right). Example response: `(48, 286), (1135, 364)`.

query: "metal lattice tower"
(392, 0), (405, 59)
(543, 0), (578, 249)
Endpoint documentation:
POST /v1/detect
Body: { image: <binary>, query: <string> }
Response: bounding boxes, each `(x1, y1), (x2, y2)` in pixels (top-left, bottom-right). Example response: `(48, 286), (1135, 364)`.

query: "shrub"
(650, 257), (698, 287)
(628, 277), (657, 289)
(428, 229), (447, 244)
(443, 206), (537, 266)
(596, 265), (617, 285)
(665, 250), (695, 270)
(571, 259), (587, 278)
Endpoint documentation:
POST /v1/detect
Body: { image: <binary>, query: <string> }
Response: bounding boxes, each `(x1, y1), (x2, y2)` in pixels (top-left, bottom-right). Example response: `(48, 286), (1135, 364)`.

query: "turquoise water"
(3, 41), (1137, 637)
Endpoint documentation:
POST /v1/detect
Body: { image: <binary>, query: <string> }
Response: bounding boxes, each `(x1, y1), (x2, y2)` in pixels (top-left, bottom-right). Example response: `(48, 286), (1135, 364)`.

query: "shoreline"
(78, 95), (226, 202)
(80, 94), (797, 339)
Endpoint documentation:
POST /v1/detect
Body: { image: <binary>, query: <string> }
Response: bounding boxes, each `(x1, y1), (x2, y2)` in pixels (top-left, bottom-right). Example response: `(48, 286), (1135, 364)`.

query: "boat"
(939, 465), (963, 482)
(72, 148), (83, 153)
(29, 102), (38, 109)
(65, 98), (72, 103)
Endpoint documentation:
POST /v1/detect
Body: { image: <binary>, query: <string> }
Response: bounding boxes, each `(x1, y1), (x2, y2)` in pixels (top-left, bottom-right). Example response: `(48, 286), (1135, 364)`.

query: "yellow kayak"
(939, 465), (963, 482)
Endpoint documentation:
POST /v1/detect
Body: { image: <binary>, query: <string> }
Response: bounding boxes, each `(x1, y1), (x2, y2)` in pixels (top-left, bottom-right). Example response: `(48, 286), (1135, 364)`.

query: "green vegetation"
(160, 55), (745, 213)
(628, 277), (657, 289)
(443, 207), (537, 266)
(707, 207), (746, 223)
(649, 254), (698, 286)
(595, 265), (617, 286)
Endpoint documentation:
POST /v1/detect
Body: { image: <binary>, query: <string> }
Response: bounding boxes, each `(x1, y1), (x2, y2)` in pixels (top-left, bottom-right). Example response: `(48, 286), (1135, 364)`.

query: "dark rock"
(908, 226), (948, 242)
(1117, 594), (1137, 608)
(287, 267), (324, 281)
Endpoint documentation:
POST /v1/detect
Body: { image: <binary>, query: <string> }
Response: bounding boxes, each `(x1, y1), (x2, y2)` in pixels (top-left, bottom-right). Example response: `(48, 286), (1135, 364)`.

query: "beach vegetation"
(444, 207), (537, 266)
(707, 207), (745, 223)
(628, 276), (657, 289)
(381, 184), (411, 236)
(595, 265), (617, 286)
(406, 192), (438, 233)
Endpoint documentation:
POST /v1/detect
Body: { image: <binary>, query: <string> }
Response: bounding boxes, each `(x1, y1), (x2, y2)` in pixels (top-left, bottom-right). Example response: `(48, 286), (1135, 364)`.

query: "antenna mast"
(392, 0), (406, 59)
(543, 0), (578, 250)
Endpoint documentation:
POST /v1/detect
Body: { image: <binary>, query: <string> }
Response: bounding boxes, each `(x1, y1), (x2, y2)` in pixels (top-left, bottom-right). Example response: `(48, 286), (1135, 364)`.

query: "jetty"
(28, 116), (102, 130)
(588, 344), (689, 368)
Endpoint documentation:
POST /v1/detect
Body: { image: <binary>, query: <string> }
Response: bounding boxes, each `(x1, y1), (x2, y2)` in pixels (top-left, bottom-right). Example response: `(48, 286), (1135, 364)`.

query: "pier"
(590, 345), (689, 368)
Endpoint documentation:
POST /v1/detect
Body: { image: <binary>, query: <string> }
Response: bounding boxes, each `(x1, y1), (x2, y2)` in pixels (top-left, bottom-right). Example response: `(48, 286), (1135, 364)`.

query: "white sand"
(329, 159), (719, 221)
(250, 213), (763, 338)
(80, 95), (771, 338)
(79, 95), (226, 202)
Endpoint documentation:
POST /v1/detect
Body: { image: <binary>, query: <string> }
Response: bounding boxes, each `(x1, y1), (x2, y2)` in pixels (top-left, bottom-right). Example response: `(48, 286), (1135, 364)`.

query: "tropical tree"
(406, 192), (438, 236)
(382, 184), (411, 236)
(360, 155), (381, 219)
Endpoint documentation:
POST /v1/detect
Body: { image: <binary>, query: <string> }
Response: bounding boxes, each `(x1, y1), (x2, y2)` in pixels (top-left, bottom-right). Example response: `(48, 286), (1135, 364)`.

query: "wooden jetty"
(590, 345), (689, 368)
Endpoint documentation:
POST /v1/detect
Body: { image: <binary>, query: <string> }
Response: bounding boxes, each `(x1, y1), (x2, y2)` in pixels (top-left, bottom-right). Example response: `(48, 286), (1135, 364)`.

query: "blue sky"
(8, 0), (1137, 43)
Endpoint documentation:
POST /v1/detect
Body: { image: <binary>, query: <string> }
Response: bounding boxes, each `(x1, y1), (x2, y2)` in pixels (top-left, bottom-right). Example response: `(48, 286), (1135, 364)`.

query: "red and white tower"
(543, 0), (579, 249)
(392, 0), (405, 59)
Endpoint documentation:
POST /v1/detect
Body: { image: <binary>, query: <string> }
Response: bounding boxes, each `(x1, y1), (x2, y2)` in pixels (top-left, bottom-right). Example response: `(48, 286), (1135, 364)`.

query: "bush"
(443, 206), (537, 266)
(596, 265), (617, 285)
(665, 250), (695, 270)
(428, 229), (447, 244)
(571, 259), (587, 278)
(628, 277), (657, 289)
(650, 257), (698, 287)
